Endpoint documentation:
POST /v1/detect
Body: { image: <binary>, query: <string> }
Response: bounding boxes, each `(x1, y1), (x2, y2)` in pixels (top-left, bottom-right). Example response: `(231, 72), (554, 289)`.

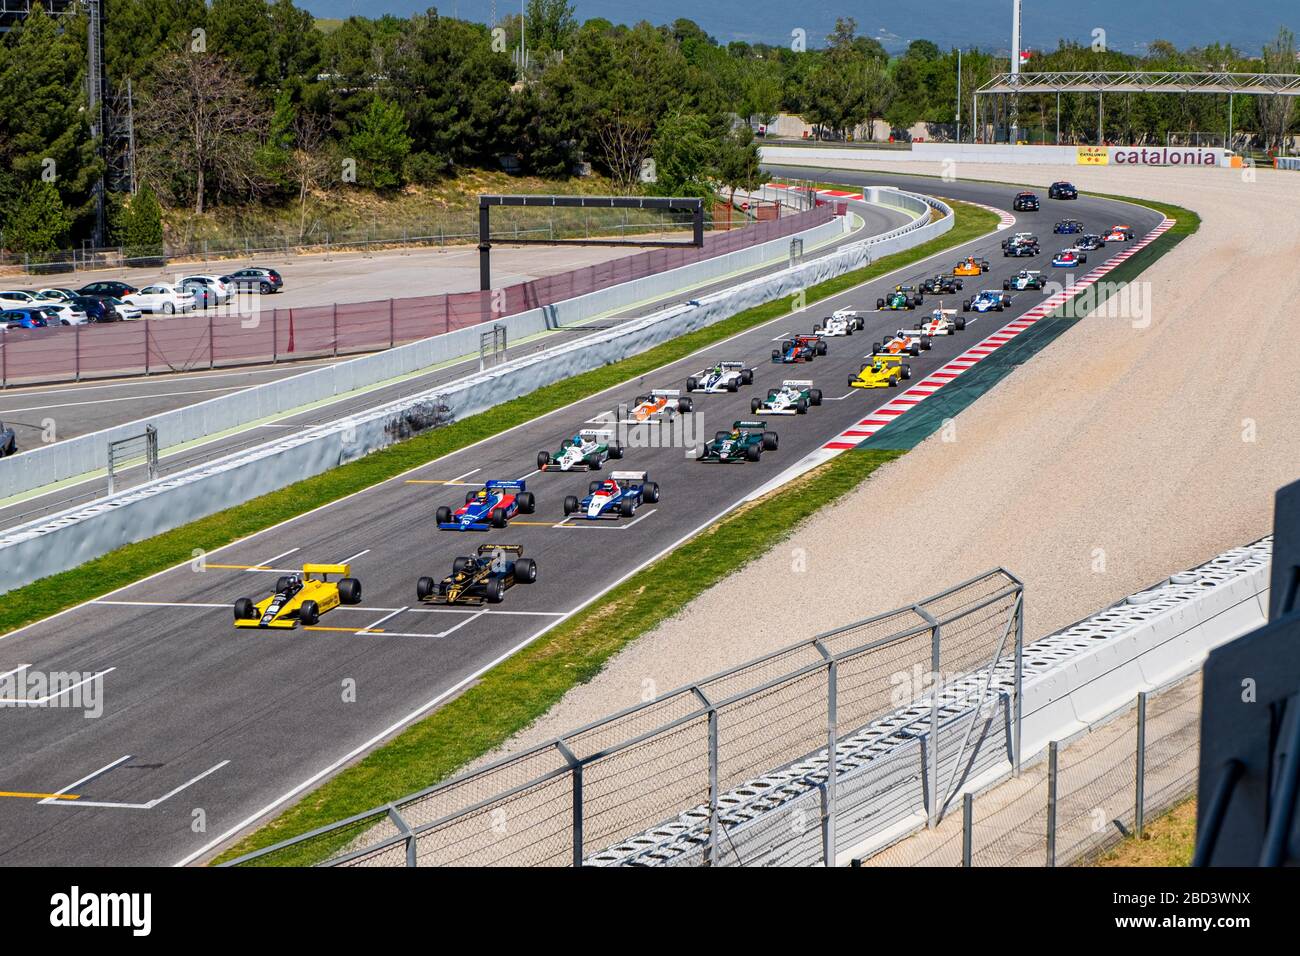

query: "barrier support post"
(962, 792), (973, 866)
(1135, 692), (1147, 838)
(1047, 741), (1059, 867)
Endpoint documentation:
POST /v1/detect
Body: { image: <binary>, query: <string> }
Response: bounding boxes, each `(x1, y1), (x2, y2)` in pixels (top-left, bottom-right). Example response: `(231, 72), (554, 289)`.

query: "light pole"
(1010, 0), (1022, 144)
(956, 48), (962, 143)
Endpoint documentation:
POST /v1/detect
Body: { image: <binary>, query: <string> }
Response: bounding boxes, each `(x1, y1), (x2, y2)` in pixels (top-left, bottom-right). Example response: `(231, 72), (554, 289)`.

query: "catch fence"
(0, 205), (832, 388)
(224, 569), (1023, 867)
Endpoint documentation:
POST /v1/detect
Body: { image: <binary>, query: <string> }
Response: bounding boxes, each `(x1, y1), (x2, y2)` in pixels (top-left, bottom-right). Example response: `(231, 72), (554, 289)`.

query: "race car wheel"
(643, 481), (660, 503)
(908, 345), (920, 357)
(741, 369), (753, 385)
(416, 577), (436, 600)
(762, 432), (778, 451)
(995, 303), (1004, 312)
(922, 336), (932, 350)
(564, 495), (579, 515)
(876, 298), (885, 310)
(888, 377), (898, 388)
(620, 499), (635, 517)
(914, 323), (922, 330)
(771, 350), (781, 362)
(234, 598), (256, 620)
(750, 398), (762, 414)
(685, 377), (698, 392)
(490, 508), (508, 529)
(955, 318), (966, 331)
(726, 380), (738, 392)
(609, 444), (624, 459)
(810, 389), (822, 405)
(299, 601), (320, 627)
(436, 505), (452, 525)
(518, 492), (536, 514)
(514, 558), (537, 583)
(1003, 280), (1010, 290)
(338, 578), (362, 605)
(846, 326), (853, 335)
(745, 444), (762, 462)
(902, 364), (912, 380)
(275, 576), (291, 593)
(872, 342), (882, 354)
(963, 301), (971, 312)
(452, 557), (472, 574)
(816, 341), (828, 355)
(848, 375), (856, 388)
(585, 453), (602, 470)
(485, 578), (505, 604)
(678, 397), (694, 414)
(589, 480), (604, 494)
(537, 451), (550, 470)
(796, 399), (808, 415)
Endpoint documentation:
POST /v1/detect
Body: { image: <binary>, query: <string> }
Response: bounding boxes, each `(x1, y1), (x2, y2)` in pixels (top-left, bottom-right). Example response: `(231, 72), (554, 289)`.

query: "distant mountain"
(302, 0), (1295, 55)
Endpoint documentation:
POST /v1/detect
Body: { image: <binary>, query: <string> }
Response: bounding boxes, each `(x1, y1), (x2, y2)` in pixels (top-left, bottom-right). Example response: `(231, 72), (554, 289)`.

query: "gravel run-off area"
(467, 160), (1300, 770)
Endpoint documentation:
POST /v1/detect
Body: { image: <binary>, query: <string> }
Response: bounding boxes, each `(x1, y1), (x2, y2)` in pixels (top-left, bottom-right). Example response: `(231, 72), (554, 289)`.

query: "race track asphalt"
(0, 200), (909, 532)
(0, 172), (1164, 865)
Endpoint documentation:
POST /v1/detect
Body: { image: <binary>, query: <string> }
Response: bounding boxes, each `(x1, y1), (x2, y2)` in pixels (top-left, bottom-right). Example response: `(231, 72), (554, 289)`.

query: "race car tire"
(771, 350), (781, 362)
(685, 377), (698, 393)
(620, 499), (635, 517)
(585, 453), (602, 470)
(643, 481), (660, 503)
(914, 322), (922, 330)
(1003, 280), (1010, 290)
(436, 505), (452, 525)
(963, 301), (971, 312)
(726, 380), (738, 392)
(746, 445), (762, 462)
(762, 432), (779, 451)
(514, 558), (537, 583)
(490, 508), (507, 529)
(908, 345), (920, 357)
(916, 293), (925, 305)
(275, 576), (292, 593)
(955, 318), (966, 331)
(750, 398), (762, 414)
(846, 326), (853, 335)
(796, 398), (808, 414)
(741, 369), (753, 385)
(564, 495), (579, 515)
(485, 578), (505, 604)
(810, 389), (822, 405)
(856, 317), (865, 330)
(888, 377), (898, 388)
(452, 557), (472, 574)
(416, 577), (436, 600)
(847, 375), (856, 388)
(872, 342), (882, 354)
(902, 364), (912, 380)
(609, 444), (624, 459)
(982, 263), (989, 272)
(537, 451), (550, 470)
(678, 397), (694, 414)
(816, 341), (828, 355)
(876, 298), (885, 310)
(299, 601), (320, 627)
(995, 303), (1004, 312)
(589, 480), (604, 494)
(518, 492), (536, 514)
(234, 598), (256, 620)
(338, 578), (362, 605)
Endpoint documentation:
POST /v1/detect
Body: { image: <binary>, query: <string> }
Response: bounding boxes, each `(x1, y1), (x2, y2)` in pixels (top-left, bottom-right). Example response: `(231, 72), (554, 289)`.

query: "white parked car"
(103, 296), (143, 321)
(124, 283), (195, 315)
(37, 302), (88, 325)
(0, 290), (37, 309)
(178, 274), (232, 308)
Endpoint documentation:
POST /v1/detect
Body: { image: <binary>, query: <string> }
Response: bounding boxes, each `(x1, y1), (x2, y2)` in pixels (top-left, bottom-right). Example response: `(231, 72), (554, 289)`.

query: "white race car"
(1004, 270), (1047, 292)
(750, 379), (823, 415)
(814, 310), (865, 336)
(537, 429), (624, 472)
(911, 307), (966, 336)
(686, 361), (754, 393)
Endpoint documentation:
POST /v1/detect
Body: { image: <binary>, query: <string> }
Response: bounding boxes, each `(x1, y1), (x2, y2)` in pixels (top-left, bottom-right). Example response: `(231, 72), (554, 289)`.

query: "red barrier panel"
(0, 208), (832, 386)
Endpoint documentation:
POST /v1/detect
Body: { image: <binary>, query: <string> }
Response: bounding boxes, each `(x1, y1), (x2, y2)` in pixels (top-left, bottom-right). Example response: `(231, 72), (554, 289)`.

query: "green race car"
(697, 420), (779, 463)
(876, 285), (923, 311)
(537, 428), (624, 472)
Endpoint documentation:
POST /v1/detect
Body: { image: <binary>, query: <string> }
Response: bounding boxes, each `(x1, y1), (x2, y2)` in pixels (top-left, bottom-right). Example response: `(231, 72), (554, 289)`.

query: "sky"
(299, 0), (1296, 55)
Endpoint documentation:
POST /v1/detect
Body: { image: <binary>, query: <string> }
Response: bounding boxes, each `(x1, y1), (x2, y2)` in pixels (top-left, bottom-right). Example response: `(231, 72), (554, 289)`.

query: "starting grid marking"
(36, 754), (231, 810)
(821, 217), (1175, 451)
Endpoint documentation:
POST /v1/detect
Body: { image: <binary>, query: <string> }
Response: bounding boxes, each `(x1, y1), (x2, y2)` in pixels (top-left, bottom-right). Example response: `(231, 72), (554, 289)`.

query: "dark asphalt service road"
(0, 201), (910, 532)
(0, 175), (1163, 865)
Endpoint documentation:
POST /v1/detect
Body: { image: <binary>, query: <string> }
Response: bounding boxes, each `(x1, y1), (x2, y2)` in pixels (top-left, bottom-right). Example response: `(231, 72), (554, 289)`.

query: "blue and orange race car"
(437, 480), (536, 531)
(771, 333), (828, 364)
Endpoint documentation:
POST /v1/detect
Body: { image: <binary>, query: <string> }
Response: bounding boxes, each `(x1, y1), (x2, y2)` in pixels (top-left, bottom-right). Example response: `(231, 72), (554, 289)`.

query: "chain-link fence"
(865, 676), (1201, 867)
(225, 569), (1024, 867)
(0, 205), (832, 387)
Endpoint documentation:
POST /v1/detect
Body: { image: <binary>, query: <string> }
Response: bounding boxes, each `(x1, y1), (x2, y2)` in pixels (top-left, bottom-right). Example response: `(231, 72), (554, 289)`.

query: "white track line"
(44, 760), (231, 810)
(3, 668), (115, 705)
(39, 754), (133, 804)
(356, 607), (406, 636)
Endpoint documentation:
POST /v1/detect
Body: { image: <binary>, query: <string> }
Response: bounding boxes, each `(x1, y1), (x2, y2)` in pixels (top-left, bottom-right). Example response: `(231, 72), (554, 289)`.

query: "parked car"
(34, 288), (79, 303)
(178, 274), (233, 308)
(0, 309), (50, 329)
(0, 290), (38, 309)
(123, 282), (195, 314)
(69, 295), (124, 323)
(77, 280), (139, 299)
(221, 267), (283, 294)
(101, 296), (142, 321)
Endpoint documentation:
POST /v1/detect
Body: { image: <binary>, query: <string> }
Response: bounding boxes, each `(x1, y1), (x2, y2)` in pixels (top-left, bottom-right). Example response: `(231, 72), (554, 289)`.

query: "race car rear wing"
(578, 428), (615, 442)
(610, 470), (648, 482)
(781, 379), (812, 388)
(484, 479), (527, 492)
(734, 420), (767, 429)
(303, 563), (351, 579)
(476, 544), (524, 556)
(719, 361), (749, 370)
(649, 389), (681, 398)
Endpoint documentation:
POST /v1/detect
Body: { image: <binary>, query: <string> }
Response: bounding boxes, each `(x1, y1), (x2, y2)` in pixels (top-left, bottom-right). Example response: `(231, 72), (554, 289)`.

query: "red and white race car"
(1103, 225), (1134, 242)
(912, 307), (966, 336)
(621, 389), (693, 424)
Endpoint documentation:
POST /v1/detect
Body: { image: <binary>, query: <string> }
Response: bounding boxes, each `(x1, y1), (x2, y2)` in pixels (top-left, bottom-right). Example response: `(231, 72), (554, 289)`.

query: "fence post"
(708, 704), (720, 865)
(332, 303), (338, 357)
(1046, 741), (1058, 867)
(814, 641), (838, 865)
(208, 311), (214, 370)
(272, 308), (278, 362)
(915, 605), (942, 827)
(553, 741), (583, 867)
(386, 806), (416, 867)
(144, 319), (150, 375)
(74, 323), (81, 381)
(1013, 588), (1025, 775)
(1135, 692), (1148, 838)
(389, 298), (395, 348)
(962, 792), (973, 867)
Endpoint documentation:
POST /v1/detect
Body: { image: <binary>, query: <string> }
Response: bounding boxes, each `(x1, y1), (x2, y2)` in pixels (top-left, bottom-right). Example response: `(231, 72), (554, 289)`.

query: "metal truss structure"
(978, 71), (1300, 97)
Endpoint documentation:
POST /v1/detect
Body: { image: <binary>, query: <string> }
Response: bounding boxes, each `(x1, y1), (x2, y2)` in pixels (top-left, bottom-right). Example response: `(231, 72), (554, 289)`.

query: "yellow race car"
(234, 563), (363, 628)
(953, 256), (990, 277)
(848, 355), (912, 389)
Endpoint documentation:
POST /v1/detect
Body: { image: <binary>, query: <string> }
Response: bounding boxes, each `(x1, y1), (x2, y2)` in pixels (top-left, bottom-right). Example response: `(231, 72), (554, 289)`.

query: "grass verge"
(1094, 798), (1196, 867)
(221, 447), (903, 865)
(0, 200), (996, 641)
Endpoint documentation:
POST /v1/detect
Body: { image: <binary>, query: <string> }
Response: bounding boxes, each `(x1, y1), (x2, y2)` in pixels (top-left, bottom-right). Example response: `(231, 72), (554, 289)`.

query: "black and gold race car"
(416, 544), (537, 605)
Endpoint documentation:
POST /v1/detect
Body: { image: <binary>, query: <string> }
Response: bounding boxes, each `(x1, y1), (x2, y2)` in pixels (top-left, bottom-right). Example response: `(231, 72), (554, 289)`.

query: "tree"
(526, 0), (577, 57)
(348, 97), (411, 189)
(3, 181), (73, 256)
(112, 183), (164, 258)
(714, 125), (766, 220)
(651, 112), (716, 198)
(1257, 28), (1297, 152)
(136, 50), (268, 213)
(288, 111), (333, 239)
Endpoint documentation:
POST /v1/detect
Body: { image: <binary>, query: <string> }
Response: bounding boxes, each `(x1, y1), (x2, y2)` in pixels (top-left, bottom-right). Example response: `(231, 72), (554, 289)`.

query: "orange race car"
(953, 256), (990, 277)
(621, 388), (693, 424)
(871, 331), (926, 357)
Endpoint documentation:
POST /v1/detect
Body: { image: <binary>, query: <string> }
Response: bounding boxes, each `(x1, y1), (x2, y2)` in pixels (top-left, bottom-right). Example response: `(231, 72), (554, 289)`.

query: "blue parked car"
(1, 309), (49, 329)
(563, 471), (659, 520)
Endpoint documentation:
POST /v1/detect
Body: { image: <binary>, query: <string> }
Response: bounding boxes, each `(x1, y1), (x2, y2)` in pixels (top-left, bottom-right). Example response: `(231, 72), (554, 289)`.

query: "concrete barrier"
(0, 192), (952, 593)
(0, 210), (851, 504)
(763, 142), (1239, 168)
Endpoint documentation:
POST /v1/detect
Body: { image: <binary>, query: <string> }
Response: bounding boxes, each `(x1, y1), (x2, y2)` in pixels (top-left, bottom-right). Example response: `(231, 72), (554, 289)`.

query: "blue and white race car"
(961, 290), (1012, 313)
(686, 361), (754, 393)
(437, 480), (536, 531)
(563, 471), (660, 520)
(1053, 219), (1084, 234)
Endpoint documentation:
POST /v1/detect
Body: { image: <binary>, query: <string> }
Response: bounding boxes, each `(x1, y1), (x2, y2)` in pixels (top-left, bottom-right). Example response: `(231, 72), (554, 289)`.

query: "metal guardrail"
(224, 569), (1023, 867)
